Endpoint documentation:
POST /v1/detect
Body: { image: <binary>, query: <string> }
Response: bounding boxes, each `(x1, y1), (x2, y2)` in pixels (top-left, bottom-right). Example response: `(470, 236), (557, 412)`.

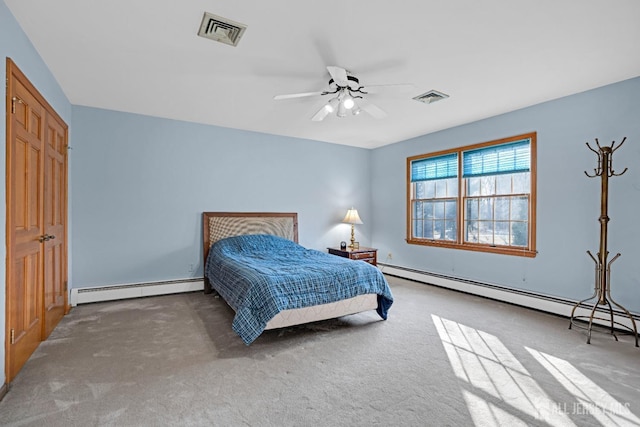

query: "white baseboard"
(70, 278), (204, 306)
(380, 264), (639, 334)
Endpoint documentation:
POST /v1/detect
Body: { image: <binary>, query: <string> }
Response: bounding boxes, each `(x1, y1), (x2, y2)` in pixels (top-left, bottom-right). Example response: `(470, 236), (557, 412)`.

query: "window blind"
(411, 153), (458, 182)
(463, 139), (530, 178)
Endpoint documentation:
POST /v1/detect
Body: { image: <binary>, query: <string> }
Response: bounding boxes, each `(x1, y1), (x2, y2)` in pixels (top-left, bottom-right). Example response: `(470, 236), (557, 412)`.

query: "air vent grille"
(198, 12), (247, 47)
(413, 90), (449, 104)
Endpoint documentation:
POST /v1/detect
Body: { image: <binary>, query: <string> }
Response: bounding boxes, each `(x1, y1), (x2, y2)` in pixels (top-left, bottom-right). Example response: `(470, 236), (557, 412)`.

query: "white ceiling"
(6, 0), (640, 149)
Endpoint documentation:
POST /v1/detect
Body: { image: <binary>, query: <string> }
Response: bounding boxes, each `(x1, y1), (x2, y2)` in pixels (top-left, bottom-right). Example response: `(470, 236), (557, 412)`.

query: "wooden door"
(6, 63), (46, 382)
(43, 113), (68, 338)
(5, 59), (68, 382)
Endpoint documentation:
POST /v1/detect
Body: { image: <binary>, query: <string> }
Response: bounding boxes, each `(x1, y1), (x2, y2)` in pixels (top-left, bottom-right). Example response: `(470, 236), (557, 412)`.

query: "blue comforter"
(205, 234), (393, 344)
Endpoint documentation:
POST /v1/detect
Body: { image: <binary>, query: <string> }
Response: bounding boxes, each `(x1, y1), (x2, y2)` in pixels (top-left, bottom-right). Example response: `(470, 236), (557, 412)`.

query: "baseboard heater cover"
(70, 278), (204, 306)
(379, 263), (639, 332)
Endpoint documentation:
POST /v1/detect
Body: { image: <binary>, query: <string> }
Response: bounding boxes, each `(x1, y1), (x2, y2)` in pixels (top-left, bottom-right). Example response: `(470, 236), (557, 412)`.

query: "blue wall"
(70, 106), (372, 287)
(3, 0), (639, 389)
(1, 0), (72, 386)
(371, 76), (640, 313)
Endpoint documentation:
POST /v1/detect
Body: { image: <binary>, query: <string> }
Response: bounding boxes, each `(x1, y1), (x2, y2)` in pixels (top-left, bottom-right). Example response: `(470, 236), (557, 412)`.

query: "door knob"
(38, 234), (56, 242)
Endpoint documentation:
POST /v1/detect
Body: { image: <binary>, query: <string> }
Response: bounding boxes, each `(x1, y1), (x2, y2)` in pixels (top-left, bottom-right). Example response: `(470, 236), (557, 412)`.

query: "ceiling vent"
(413, 90), (449, 104)
(197, 12), (247, 47)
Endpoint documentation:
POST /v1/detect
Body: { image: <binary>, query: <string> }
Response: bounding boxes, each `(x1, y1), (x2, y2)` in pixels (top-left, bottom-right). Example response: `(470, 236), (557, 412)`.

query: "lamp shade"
(342, 208), (363, 225)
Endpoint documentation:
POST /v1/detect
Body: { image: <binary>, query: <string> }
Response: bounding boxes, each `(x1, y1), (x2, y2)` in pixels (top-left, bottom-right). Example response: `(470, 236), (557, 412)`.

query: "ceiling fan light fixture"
(274, 65), (401, 122)
(337, 102), (347, 117)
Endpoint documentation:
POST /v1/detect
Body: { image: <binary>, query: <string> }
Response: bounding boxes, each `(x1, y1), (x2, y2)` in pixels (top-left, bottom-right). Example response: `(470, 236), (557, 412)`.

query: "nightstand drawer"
(351, 251), (375, 260)
(327, 247), (378, 266)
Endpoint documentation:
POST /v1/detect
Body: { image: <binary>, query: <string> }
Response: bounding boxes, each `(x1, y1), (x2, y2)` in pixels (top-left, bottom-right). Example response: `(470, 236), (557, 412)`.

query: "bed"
(202, 212), (393, 344)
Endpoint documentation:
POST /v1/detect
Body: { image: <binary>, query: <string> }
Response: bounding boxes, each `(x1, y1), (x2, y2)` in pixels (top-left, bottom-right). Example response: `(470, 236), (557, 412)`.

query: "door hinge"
(10, 328), (15, 345)
(11, 96), (24, 114)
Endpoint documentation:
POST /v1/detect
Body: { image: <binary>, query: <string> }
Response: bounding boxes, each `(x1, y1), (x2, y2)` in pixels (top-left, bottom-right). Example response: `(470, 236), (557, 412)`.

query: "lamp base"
(349, 224), (356, 249)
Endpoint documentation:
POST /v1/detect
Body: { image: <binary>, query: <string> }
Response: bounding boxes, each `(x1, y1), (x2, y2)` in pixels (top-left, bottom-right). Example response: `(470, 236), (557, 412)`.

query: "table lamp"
(342, 208), (363, 249)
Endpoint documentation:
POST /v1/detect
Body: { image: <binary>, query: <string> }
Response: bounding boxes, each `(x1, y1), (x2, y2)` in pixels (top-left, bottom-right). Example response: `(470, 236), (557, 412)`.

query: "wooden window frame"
(406, 132), (537, 258)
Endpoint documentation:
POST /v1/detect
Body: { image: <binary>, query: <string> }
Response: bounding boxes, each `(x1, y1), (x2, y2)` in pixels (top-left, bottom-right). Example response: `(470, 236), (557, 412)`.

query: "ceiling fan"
(273, 66), (414, 122)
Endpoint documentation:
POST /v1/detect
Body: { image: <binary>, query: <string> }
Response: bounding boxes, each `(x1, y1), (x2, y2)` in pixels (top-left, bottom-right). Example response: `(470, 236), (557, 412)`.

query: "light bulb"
(343, 97), (355, 109)
(351, 100), (361, 116)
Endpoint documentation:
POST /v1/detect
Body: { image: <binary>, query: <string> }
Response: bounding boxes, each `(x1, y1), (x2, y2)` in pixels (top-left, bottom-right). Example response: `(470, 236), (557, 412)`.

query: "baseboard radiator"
(380, 263), (639, 333)
(69, 278), (204, 306)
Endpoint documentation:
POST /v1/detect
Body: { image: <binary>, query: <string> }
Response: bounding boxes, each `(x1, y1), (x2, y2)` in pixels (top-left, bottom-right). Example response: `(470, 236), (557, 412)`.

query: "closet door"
(6, 64), (46, 382)
(6, 58), (68, 382)
(43, 114), (68, 338)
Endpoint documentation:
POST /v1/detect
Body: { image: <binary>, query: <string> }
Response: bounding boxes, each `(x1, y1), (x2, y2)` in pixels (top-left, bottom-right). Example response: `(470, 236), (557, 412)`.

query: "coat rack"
(569, 137), (638, 346)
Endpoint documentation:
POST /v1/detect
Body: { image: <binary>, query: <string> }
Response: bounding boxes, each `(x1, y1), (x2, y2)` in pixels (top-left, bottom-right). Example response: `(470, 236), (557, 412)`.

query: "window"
(407, 133), (536, 257)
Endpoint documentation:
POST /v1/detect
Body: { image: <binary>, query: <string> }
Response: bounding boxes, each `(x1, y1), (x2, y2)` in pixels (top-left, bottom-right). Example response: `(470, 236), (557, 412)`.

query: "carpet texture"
(1, 276), (639, 426)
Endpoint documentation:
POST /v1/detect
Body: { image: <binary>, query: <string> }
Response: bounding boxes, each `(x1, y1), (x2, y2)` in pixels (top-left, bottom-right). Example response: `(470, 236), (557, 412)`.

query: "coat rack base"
(569, 297), (639, 347)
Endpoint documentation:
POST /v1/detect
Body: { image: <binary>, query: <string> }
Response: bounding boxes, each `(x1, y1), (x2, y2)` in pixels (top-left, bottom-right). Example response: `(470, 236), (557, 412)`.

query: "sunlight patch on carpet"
(432, 314), (575, 426)
(462, 390), (529, 427)
(526, 347), (640, 426)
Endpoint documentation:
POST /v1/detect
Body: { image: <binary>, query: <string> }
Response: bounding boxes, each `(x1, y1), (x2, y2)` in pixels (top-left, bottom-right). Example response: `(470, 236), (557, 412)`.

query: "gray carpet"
(1, 276), (639, 426)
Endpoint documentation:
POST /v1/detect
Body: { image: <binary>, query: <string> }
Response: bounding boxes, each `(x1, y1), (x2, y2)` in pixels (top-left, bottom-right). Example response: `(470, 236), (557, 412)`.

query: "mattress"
(265, 294), (378, 329)
(205, 234), (393, 344)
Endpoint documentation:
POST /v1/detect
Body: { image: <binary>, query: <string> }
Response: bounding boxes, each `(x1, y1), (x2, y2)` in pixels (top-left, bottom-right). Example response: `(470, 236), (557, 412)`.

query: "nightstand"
(327, 247), (377, 266)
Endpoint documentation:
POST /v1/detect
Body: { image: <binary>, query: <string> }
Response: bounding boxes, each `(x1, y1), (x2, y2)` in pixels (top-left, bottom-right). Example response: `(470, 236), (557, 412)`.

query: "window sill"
(406, 238), (537, 258)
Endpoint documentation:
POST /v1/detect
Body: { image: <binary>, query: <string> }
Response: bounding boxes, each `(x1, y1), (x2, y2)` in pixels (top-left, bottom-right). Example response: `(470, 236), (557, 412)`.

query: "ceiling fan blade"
(311, 104), (331, 122)
(326, 66), (348, 86)
(359, 83), (415, 94)
(358, 99), (387, 119)
(274, 91), (324, 100)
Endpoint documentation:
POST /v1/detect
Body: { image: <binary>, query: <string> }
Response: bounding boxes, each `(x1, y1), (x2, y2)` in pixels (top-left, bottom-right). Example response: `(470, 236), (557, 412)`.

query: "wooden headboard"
(202, 212), (299, 293)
